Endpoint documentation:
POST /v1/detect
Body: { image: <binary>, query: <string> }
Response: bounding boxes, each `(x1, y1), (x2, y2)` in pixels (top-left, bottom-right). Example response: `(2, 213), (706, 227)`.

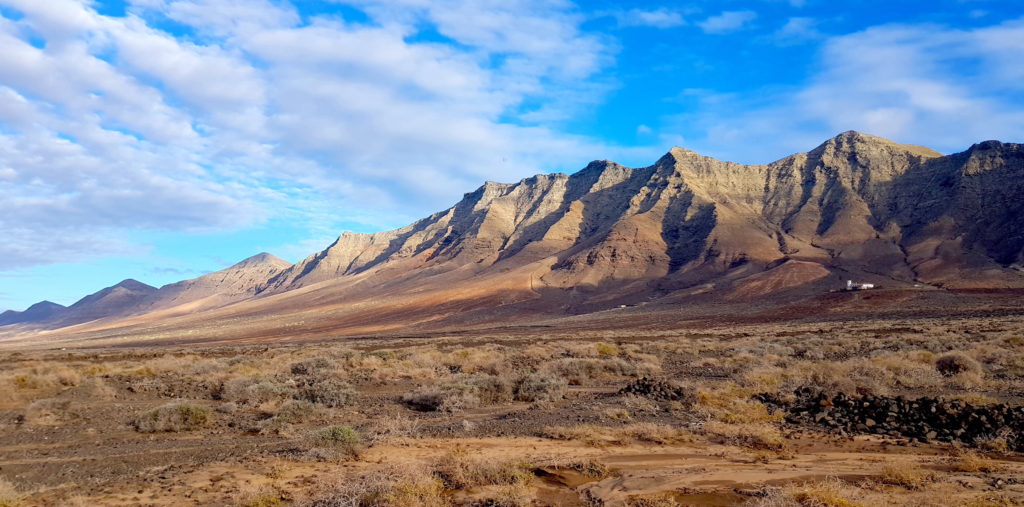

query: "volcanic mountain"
(3, 131), (1023, 345)
(0, 301), (66, 326)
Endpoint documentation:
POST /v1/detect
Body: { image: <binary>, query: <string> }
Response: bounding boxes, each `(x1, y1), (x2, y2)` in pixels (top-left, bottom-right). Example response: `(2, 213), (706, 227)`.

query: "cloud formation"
(612, 8), (686, 28)
(0, 0), (624, 270)
(699, 10), (757, 34)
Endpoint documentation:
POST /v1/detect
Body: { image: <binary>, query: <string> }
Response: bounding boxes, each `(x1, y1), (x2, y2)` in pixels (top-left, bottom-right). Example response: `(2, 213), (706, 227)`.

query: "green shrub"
(304, 425), (363, 460)
(134, 402), (211, 432)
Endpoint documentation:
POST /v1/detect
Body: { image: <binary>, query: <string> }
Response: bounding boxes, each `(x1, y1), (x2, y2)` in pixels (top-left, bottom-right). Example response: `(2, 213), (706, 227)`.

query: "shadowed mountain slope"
(3, 132), (1023, 344)
(0, 301), (66, 326)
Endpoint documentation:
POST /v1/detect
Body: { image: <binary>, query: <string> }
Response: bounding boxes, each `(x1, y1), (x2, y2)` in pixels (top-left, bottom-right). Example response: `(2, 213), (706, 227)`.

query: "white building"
(846, 280), (875, 290)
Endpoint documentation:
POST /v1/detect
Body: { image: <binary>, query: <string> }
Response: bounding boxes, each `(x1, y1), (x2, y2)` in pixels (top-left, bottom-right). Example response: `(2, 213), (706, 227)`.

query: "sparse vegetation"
(134, 402), (212, 432)
(0, 478), (24, 507)
(2, 315), (1024, 505)
(935, 352), (982, 377)
(298, 377), (356, 407)
(876, 464), (935, 490)
(303, 425), (363, 460)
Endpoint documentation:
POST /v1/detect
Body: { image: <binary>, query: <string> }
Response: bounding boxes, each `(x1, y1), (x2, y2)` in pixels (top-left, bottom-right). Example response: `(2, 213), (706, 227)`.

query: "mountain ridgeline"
(3, 132), (1024, 336)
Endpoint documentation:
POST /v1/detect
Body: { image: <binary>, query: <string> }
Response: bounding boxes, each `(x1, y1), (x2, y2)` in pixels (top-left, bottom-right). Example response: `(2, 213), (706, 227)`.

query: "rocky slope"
(135, 253), (291, 313)
(4, 131), (1023, 337)
(260, 131), (1024, 300)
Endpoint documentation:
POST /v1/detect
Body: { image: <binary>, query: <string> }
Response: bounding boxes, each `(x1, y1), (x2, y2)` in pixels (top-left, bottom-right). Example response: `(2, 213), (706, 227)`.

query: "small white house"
(846, 280), (875, 291)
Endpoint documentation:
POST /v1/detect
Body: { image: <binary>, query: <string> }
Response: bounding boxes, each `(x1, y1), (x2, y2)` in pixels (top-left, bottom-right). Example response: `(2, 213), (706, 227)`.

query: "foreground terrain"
(2, 313), (1023, 506)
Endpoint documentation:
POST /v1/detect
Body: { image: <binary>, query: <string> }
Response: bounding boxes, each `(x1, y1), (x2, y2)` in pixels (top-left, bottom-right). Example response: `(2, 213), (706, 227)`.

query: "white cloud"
(698, 10), (757, 34)
(661, 19), (1024, 163)
(773, 16), (822, 44)
(613, 8), (685, 29)
(0, 0), (630, 270)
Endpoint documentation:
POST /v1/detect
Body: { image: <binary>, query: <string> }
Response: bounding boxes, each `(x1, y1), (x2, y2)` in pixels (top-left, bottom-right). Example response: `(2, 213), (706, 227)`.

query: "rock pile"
(618, 377), (695, 403)
(780, 388), (1024, 451)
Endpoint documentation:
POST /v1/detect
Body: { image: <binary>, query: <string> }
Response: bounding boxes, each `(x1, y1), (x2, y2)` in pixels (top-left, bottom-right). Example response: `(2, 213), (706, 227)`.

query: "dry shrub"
(695, 384), (783, 424)
(595, 343), (620, 356)
(298, 377), (356, 408)
(370, 416), (423, 443)
(875, 464), (934, 490)
(513, 372), (568, 402)
(6, 362), (81, 390)
(605, 408), (631, 421)
(432, 450), (533, 490)
(402, 386), (476, 413)
(935, 352), (982, 377)
(541, 459), (609, 480)
(25, 398), (73, 425)
(702, 421), (786, 452)
(303, 425), (363, 461)
(258, 400), (319, 435)
(747, 477), (865, 506)
(626, 423), (693, 444)
(236, 484), (287, 507)
(0, 477), (24, 507)
(626, 494), (681, 507)
(543, 357), (657, 384)
(67, 377), (115, 400)
(401, 375), (514, 412)
(477, 483), (532, 507)
(301, 463), (447, 507)
(134, 402), (212, 432)
(290, 358), (332, 376)
(221, 378), (295, 405)
(273, 400), (317, 424)
(949, 451), (1005, 474)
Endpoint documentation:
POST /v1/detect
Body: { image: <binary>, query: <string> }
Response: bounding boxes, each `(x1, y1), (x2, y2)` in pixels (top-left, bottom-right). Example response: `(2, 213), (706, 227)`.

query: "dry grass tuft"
(301, 463), (447, 507)
(748, 478), (865, 506)
(875, 464), (935, 490)
(236, 484), (287, 507)
(541, 423), (691, 447)
(0, 478), (24, 507)
(702, 421), (787, 452)
(936, 352), (983, 377)
(949, 451), (1005, 474)
(625, 493), (681, 506)
(431, 450), (533, 490)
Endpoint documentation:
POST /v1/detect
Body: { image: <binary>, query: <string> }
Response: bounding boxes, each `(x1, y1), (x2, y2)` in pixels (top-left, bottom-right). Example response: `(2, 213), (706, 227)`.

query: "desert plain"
(3, 288), (1024, 507)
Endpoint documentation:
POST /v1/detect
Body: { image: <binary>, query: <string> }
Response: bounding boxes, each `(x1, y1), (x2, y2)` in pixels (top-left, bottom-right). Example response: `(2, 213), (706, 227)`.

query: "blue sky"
(1, 0), (1022, 311)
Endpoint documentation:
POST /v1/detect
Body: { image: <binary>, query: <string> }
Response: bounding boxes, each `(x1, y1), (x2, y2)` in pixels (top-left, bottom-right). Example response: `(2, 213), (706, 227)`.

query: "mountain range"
(3, 131), (1023, 345)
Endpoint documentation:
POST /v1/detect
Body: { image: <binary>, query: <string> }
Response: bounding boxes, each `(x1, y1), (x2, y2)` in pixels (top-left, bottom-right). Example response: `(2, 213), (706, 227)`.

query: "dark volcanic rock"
(779, 388), (1024, 450)
(619, 377), (696, 404)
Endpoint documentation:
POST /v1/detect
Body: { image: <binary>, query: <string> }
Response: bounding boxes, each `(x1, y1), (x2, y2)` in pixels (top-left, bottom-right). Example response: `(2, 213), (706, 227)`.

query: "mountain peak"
(114, 279), (157, 292)
(230, 252), (290, 270)
(27, 300), (65, 311)
(813, 131), (942, 159)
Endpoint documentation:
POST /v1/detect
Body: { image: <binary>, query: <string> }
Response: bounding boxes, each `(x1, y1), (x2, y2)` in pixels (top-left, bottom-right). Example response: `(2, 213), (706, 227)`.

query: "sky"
(1, 0), (1022, 311)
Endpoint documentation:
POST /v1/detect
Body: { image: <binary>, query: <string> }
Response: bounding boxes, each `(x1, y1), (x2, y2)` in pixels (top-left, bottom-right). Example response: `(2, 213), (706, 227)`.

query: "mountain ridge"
(4, 131), (1023, 342)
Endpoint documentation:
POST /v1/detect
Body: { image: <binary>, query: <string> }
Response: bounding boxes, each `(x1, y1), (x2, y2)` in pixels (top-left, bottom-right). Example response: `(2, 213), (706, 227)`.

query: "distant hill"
(0, 301), (66, 326)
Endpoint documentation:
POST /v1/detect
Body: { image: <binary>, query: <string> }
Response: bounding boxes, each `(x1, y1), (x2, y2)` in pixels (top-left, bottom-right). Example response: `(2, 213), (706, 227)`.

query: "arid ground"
(2, 308), (1024, 506)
